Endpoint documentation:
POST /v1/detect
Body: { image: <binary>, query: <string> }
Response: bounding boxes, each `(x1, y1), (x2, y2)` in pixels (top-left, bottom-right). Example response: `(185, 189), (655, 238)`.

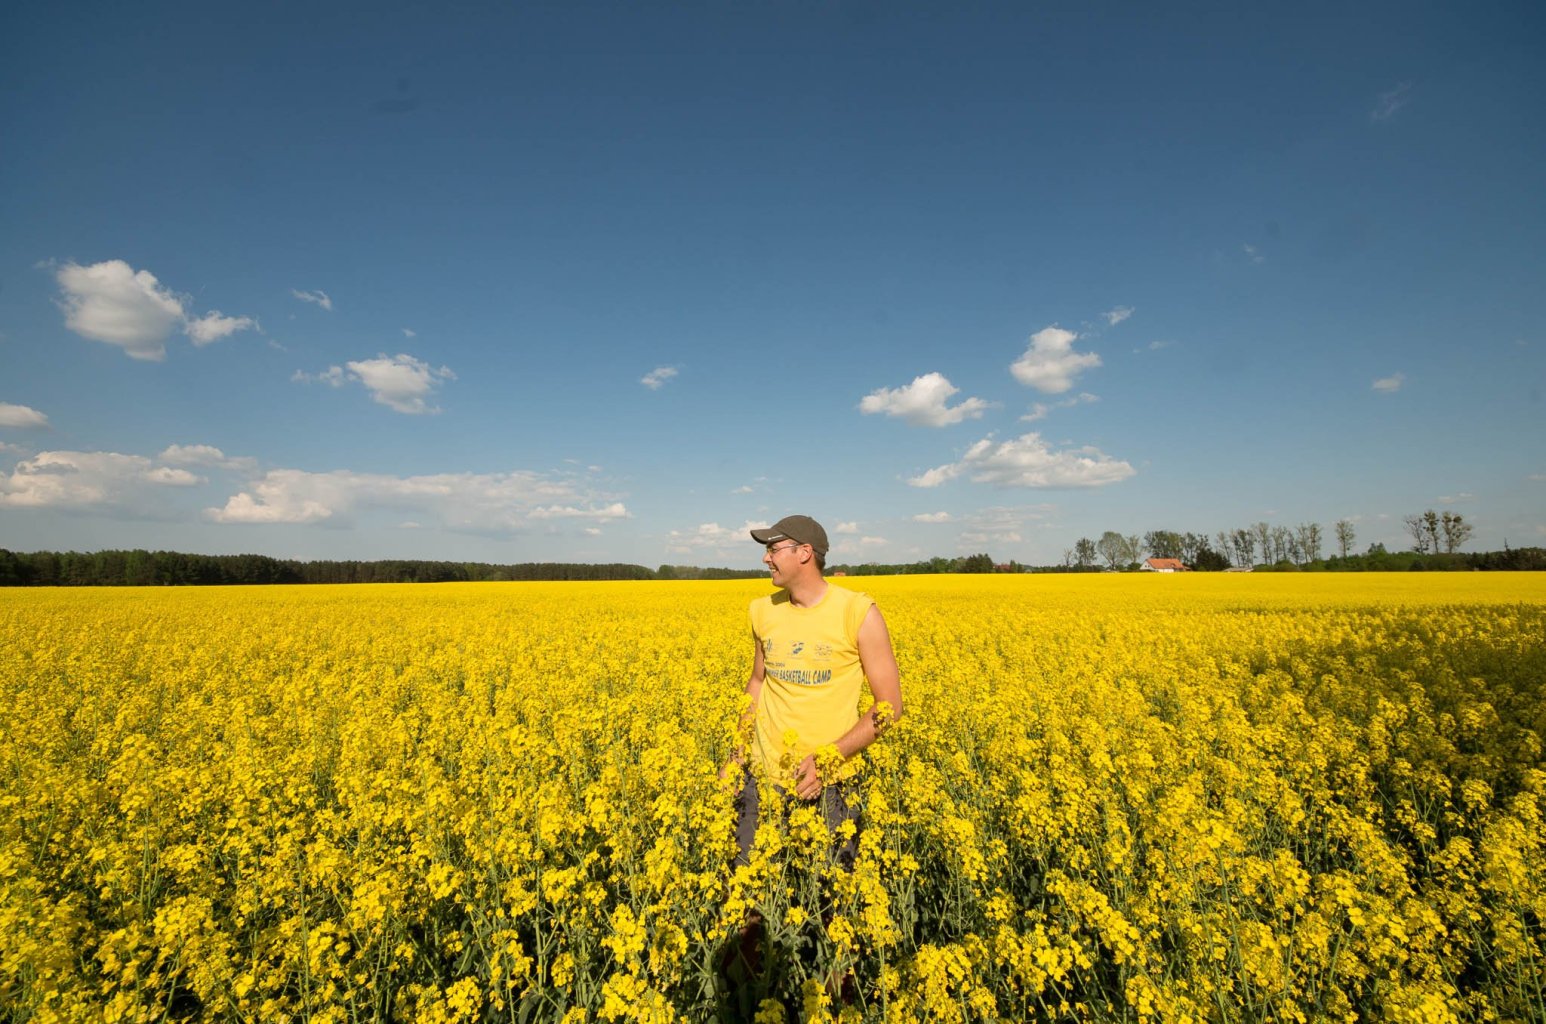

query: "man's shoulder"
(828, 584), (874, 610)
(828, 590), (878, 612)
(748, 590), (790, 624)
(749, 589), (790, 611)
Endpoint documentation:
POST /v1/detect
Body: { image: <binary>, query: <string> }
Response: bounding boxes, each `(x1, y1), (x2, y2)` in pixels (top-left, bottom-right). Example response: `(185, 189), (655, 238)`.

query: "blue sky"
(2, 1), (1542, 569)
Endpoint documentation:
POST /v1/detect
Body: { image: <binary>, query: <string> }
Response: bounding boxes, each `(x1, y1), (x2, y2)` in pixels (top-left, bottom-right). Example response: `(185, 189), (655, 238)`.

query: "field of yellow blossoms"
(2, 574), (1543, 1023)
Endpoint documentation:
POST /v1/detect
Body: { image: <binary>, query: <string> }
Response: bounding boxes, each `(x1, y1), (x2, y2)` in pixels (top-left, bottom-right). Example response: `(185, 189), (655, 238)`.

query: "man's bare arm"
(721, 631), (765, 781)
(792, 605), (903, 799)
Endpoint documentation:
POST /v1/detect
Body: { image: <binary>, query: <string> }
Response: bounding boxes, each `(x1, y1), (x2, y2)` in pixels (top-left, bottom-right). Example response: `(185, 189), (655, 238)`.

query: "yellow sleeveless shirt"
(749, 583), (875, 786)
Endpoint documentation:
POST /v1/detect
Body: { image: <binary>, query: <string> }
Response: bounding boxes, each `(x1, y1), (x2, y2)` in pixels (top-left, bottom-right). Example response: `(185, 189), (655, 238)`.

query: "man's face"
(763, 541), (802, 583)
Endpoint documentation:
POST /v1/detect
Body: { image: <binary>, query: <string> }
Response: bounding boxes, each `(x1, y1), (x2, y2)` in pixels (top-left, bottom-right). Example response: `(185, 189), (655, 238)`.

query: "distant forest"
(1, 545), (1542, 586)
(0, 549), (663, 586)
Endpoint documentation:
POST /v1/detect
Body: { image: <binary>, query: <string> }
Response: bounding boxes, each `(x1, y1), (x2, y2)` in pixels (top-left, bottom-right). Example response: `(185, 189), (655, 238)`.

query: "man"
(728, 514), (903, 868)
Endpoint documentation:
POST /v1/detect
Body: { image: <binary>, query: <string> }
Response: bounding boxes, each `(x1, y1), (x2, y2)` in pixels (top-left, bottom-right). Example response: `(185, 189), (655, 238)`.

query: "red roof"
(1146, 557), (1187, 570)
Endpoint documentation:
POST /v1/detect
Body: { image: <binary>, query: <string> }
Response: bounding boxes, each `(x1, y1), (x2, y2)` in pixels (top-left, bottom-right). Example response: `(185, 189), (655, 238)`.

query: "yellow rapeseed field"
(2, 574), (1543, 1023)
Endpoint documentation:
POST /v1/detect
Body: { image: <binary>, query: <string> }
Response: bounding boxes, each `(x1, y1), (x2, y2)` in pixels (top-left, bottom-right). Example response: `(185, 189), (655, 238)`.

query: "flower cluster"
(0, 573), (1541, 1021)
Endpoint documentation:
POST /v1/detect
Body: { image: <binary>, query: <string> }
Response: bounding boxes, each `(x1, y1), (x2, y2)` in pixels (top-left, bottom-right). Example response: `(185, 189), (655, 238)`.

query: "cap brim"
(749, 527), (785, 544)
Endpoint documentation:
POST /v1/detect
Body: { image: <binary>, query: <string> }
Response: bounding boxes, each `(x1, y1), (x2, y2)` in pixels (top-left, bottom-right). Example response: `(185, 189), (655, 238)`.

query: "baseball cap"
(750, 515), (829, 556)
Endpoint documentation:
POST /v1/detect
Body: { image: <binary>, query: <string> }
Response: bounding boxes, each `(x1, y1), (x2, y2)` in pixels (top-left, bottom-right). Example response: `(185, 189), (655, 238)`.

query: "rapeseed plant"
(0, 574), (1541, 1020)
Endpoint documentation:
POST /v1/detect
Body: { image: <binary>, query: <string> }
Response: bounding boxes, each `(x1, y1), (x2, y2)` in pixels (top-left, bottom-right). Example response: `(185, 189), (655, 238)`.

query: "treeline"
(0, 547), (1010, 586)
(1262, 545), (1546, 573)
(829, 554), (1017, 576)
(1060, 510), (1542, 572)
(4, 537), (1541, 588)
(0, 549), (655, 586)
(654, 565), (767, 580)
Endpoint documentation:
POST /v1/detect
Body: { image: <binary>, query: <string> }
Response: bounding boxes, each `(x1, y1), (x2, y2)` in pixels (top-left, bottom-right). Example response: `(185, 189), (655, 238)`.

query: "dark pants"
(732, 766), (861, 870)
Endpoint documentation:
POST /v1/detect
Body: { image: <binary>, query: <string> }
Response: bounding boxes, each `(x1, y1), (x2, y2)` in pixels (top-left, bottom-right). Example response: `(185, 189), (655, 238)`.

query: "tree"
(1181, 533), (1208, 565)
(1440, 511), (1474, 553)
(1096, 531), (1128, 570)
(956, 553), (994, 573)
(1296, 522), (1322, 564)
(1269, 525), (1298, 564)
(1335, 519), (1356, 559)
(1124, 534), (1143, 567)
(1192, 544), (1231, 571)
(1074, 537), (1097, 568)
(1423, 510), (1441, 555)
(1253, 522), (1273, 565)
(1144, 530), (1184, 560)
(1231, 528), (1257, 568)
(1404, 513), (1430, 553)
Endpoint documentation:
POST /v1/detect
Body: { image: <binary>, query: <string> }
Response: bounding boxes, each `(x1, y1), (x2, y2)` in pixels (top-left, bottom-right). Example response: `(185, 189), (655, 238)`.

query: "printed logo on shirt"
(791, 641), (805, 655)
(767, 666), (831, 686)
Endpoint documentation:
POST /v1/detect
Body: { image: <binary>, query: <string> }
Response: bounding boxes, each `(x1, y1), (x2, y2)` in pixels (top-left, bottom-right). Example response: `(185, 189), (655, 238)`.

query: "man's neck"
(785, 573), (828, 608)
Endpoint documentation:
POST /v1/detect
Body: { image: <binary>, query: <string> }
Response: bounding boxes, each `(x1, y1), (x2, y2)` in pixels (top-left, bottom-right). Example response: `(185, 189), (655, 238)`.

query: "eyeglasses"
(764, 542), (802, 556)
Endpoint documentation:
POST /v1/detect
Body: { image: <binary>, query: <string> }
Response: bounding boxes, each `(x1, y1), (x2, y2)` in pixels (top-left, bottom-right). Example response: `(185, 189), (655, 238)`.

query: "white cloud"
(56, 260), (186, 361)
(1243, 244), (1265, 265)
(293, 366), (348, 387)
(159, 444), (229, 466)
(641, 366), (679, 390)
(859, 372), (989, 427)
(858, 536), (887, 547)
(1529, 473), (1546, 483)
(185, 311), (257, 346)
(528, 502), (629, 520)
(158, 444), (256, 472)
(908, 433), (1135, 489)
(1373, 372), (1405, 393)
(665, 520), (764, 555)
(912, 511), (953, 523)
(957, 504), (1055, 546)
(209, 466), (626, 531)
(833, 521), (860, 534)
(0, 450), (201, 509)
(55, 259), (257, 359)
(292, 288), (333, 311)
(731, 485), (754, 495)
(0, 403), (49, 428)
(962, 530), (1019, 544)
(1103, 306), (1134, 326)
(335, 353), (455, 414)
(1020, 392), (1098, 423)
(402, 328), (416, 338)
(1010, 327), (1102, 394)
(146, 466), (202, 486)
(212, 487), (333, 524)
(1371, 81), (1413, 122)
(1436, 493), (1474, 505)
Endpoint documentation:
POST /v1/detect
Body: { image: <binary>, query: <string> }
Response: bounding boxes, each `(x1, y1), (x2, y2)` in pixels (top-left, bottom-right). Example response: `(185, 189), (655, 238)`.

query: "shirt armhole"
(847, 592), (875, 641)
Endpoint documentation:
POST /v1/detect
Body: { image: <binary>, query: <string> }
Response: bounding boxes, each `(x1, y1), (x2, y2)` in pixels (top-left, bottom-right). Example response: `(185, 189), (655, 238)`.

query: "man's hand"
(794, 754), (822, 800)
(718, 759), (743, 795)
